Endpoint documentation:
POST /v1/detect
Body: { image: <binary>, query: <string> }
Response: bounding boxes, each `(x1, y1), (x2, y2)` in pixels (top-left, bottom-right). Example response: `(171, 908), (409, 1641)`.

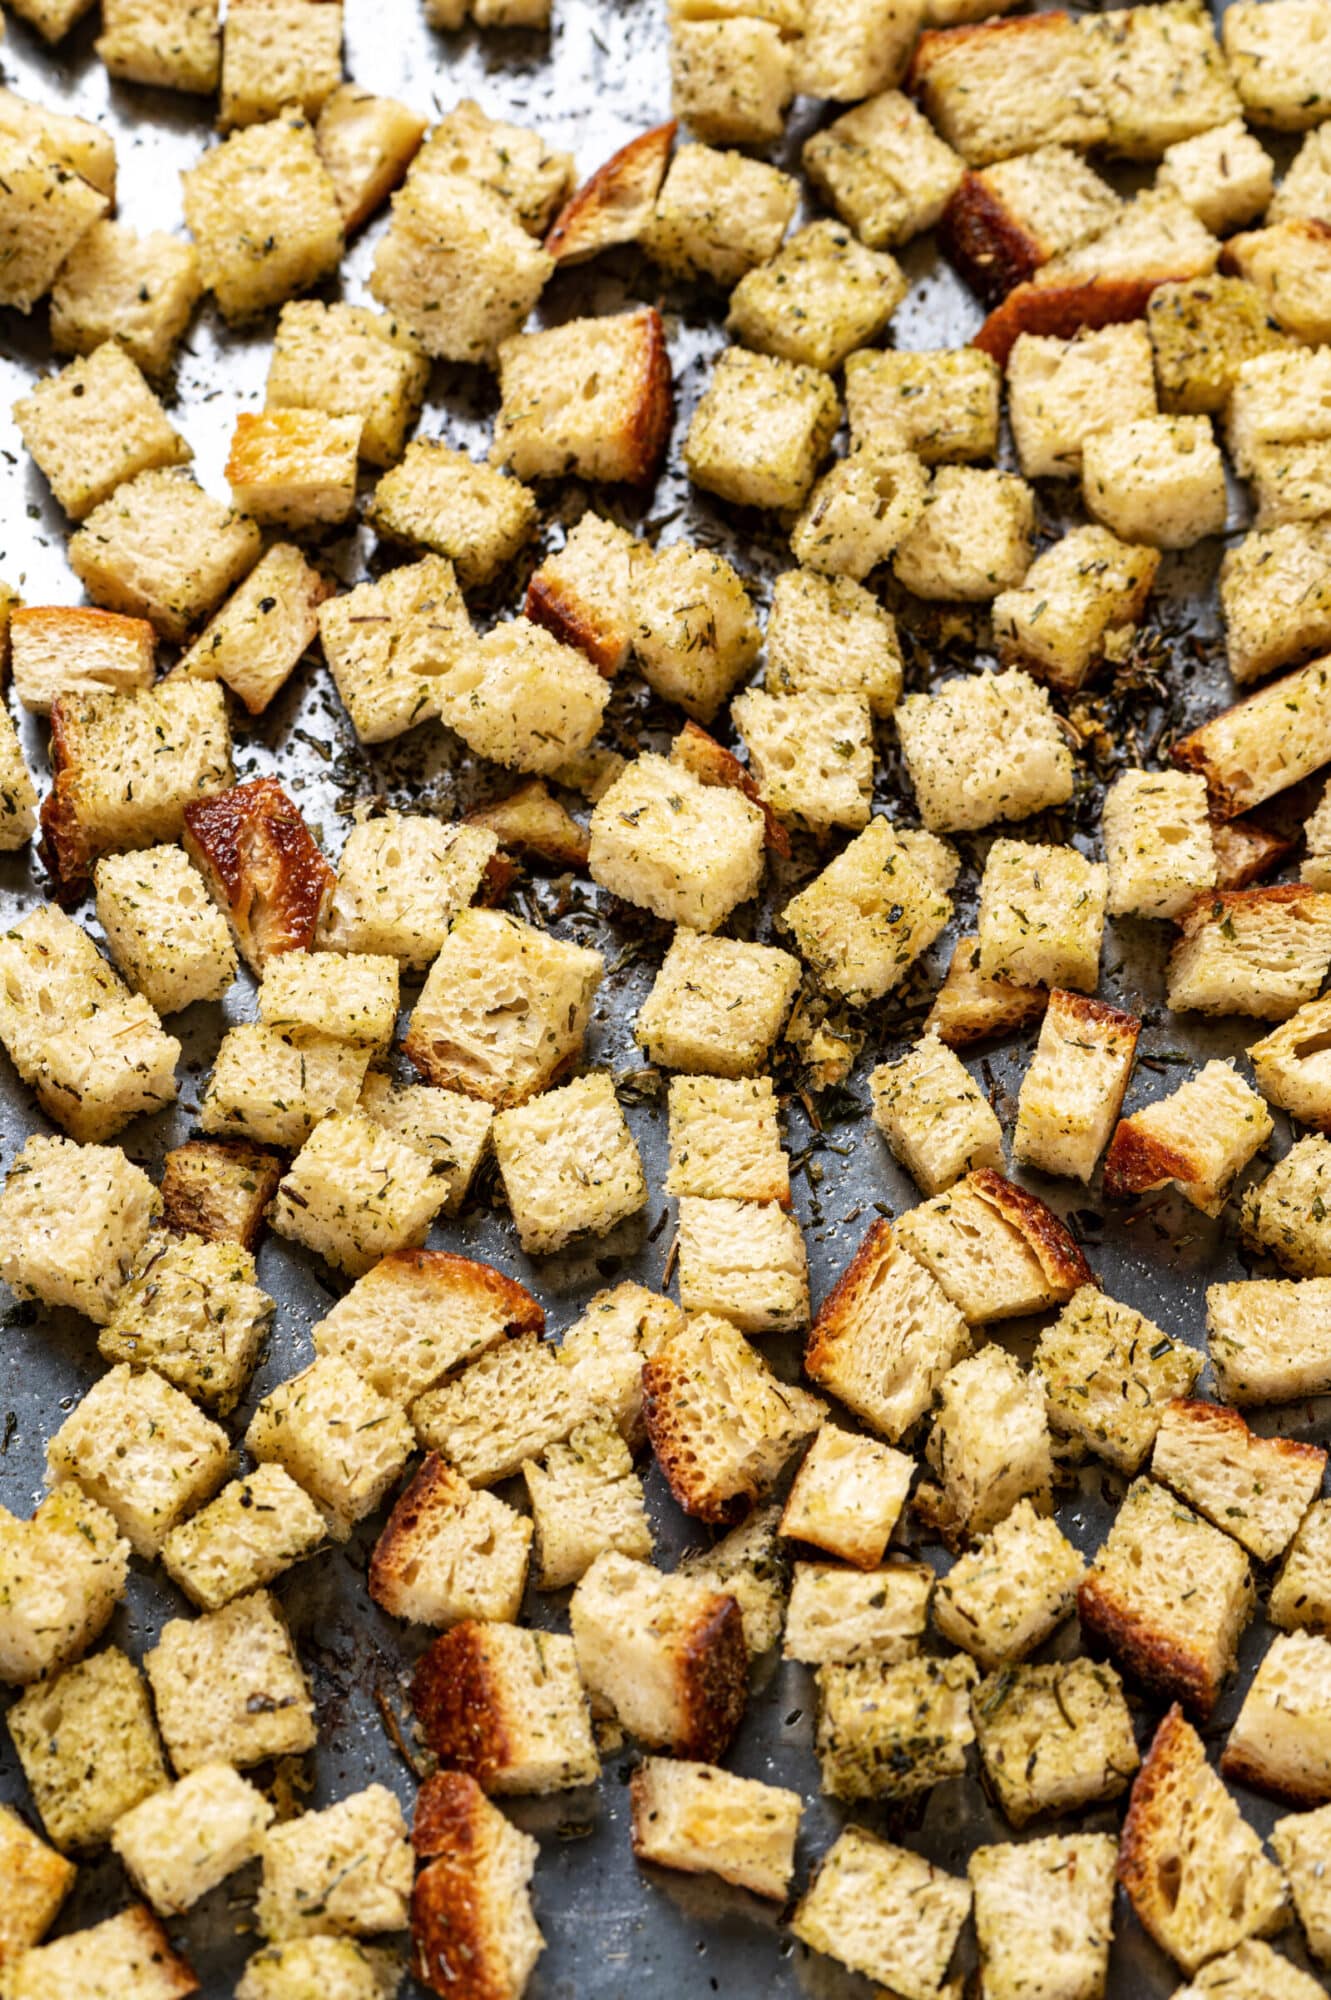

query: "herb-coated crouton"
(369, 171), (552, 365)
(666, 1074), (788, 1205)
(870, 1035), (1004, 1195)
(816, 1652), (978, 1802)
(933, 1498), (1084, 1671)
(683, 346), (838, 515)
(522, 1418), (651, 1589)
(160, 1465), (326, 1612)
(1079, 1479), (1255, 1717)
(1006, 322), (1156, 479)
(67, 468), (261, 644)
(357, 1076), (493, 1216)
(731, 687), (873, 833)
(1158, 120), (1274, 235)
(2, 1905), (198, 2000)
(0, 1488), (129, 1687)
(1223, 1630), (1331, 1804)
(94, 846), (237, 1015)
(675, 1196), (810, 1334)
(315, 83), (425, 231)
(892, 466), (1034, 602)
(1172, 656), (1331, 821)
(47, 1362), (233, 1557)
(631, 542), (760, 722)
(465, 781), (588, 869)
(846, 347), (1002, 465)
(782, 816), (951, 1004)
(910, 13), (1108, 166)
(1229, 348), (1331, 479)
(0, 87), (115, 196)
(678, 1504), (788, 1658)
(922, 1345), (1053, 1545)
(555, 1283), (684, 1447)
(588, 751), (765, 931)
(14, 342), (189, 523)
(523, 512), (639, 677)
(432, 617), (609, 776)
(224, 409), (360, 530)
(1250, 995), (1331, 1133)
(976, 838), (1106, 993)
(803, 89), (965, 250)
(1249, 440), (1331, 530)
(412, 1622), (599, 1795)
(645, 141), (797, 287)
(1153, 1399), (1325, 1564)
(256, 1786), (412, 1942)
(181, 543), (331, 716)
(0, 1803), (76, 1967)
(727, 222), (906, 373)
(896, 1168), (1095, 1324)
(792, 1825), (971, 1998)
(896, 667), (1073, 833)
(0, 707), (36, 852)
(219, 0), (343, 130)
(371, 1453), (531, 1628)
(320, 811), (495, 968)
(780, 1424), (913, 1570)
(940, 146), (1121, 304)
(182, 111), (343, 321)
(200, 1023), (369, 1150)
(98, 1230), (271, 1414)
(570, 1551), (748, 1759)
(788, 441), (928, 581)
(318, 557), (470, 745)
(1036, 1286), (1202, 1473)
(245, 1352), (412, 1536)
(971, 1834), (1118, 2000)
(635, 927), (799, 1077)
(1173, 1942), (1329, 2000)
(764, 568), (902, 716)
(1150, 276), (1290, 419)
(1213, 802), (1304, 889)
(545, 119), (676, 265)
(266, 300), (427, 468)
(95, 0), (220, 91)
(411, 1331), (595, 1487)
(1242, 1136), (1331, 1277)
(1093, 0), (1239, 158)
(183, 776), (334, 972)
(315, 1247), (538, 1410)
(629, 1757), (800, 1902)
(258, 948), (398, 1052)
(924, 933), (1048, 1047)
(1273, 1804), (1331, 1965)
(0, 1132), (158, 1323)
(271, 1109), (450, 1276)
(1208, 1278), (1331, 1409)
(1168, 884), (1331, 1020)
(1082, 415), (1226, 551)
(491, 1072), (645, 1254)
(972, 1660), (1138, 1829)
(113, 1762), (273, 1917)
(1103, 768), (1216, 919)
(412, 99), (570, 237)
(7, 1647), (167, 1852)
(1272, 123), (1331, 225)
(991, 526), (1158, 696)
(409, 1771), (542, 2000)
(0, 135), (108, 315)
(1223, 0), (1331, 128)
(369, 442), (537, 590)
(1014, 990), (1139, 1183)
(492, 308), (670, 487)
(1219, 522), (1331, 686)
(794, 0), (923, 98)
(669, 17), (793, 147)
(146, 1590), (315, 1775)
(783, 1558), (931, 1667)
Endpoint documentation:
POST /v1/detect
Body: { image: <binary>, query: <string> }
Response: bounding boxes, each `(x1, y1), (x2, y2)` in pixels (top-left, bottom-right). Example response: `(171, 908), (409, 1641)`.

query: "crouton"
(898, 1168), (1095, 1326)
(183, 776), (333, 973)
(1249, 440), (1331, 529)
(324, 816), (495, 975)
(545, 119), (676, 265)
(1157, 120), (1274, 237)
(113, 1763), (273, 1917)
(520, 1418), (651, 1591)
(1273, 124), (1331, 228)
(271, 1108), (450, 1277)
(1103, 769), (1217, 919)
(1092, 0), (1239, 159)
(315, 83), (425, 231)
(896, 668), (1074, 833)
(669, 17), (793, 146)
(15, 340), (192, 520)
(678, 1504), (788, 1658)
(1231, 349), (1331, 478)
(9, 609), (146, 717)
(1168, 884), (1331, 1020)
(160, 1464), (326, 1612)
(726, 222), (905, 375)
(411, 1330), (595, 1487)
(465, 781), (589, 870)
(1274, 1807), (1331, 1970)
(924, 934), (1048, 1048)
(356, 1077), (492, 1218)
(181, 547), (330, 719)
(1006, 323), (1157, 483)
(0, 1488), (129, 1687)
(683, 346), (838, 516)
(522, 516), (638, 681)
(491, 308), (670, 487)
(1213, 801), (1304, 888)
(491, 1071), (645, 1254)
(922, 1345), (1053, 1545)
(1173, 657), (1331, 821)
(779, 1425), (912, 1571)
(98, 1229), (270, 1414)
(146, 1590), (315, 1775)
(68, 468), (261, 644)
(315, 1248), (535, 1411)
(369, 171), (552, 364)
(553, 1284), (682, 1450)
(318, 557), (471, 745)
(976, 838), (1107, 993)
(634, 929), (798, 1079)
(940, 145), (1121, 304)
(182, 112), (343, 321)
(256, 948), (397, 1053)
(588, 753), (765, 933)
(788, 441), (928, 581)
(0, 134), (107, 316)
(93, 846), (236, 1017)
(47, 1362), (233, 1557)
(764, 570), (902, 720)
(781, 816), (951, 1004)
(1175, 1943), (1330, 2000)
(1242, 1136), (1331, 1277)
(1152, 1399), (1325, 1566)
(1226, 218), (1331, 345)
(255, 1786), (412, 1942)
(0, 1804), (76, 1968)
(675, 1196), (810, 1334)
(414, 98), (572, 235)
(1034, 1286), (1202, 1476)
(784, 1558), (932, 1667)
(792, 1825), (971, 1997)
(96, 0), (220, 92)
(432, 617), (610, 776)
(629, 1758), (799, 1902)
(0, 87), (115, 196)
(224, 411), (358, 537)
(970, 1833), (1118, 2000)
(245, 1351), (412, 1537)
(730, 687), (872, 834)
(869, 1036), (1004, 1195)
(645, 141), (797, 287)
(972, 1659), (1138, 1827)
(1220, 523), (1331, 688)
(631, 545), (760, 725)
(933, 1496), (1085, 1672)
(1105, 1058), (1273, 1216)
(369, 441), (537, 590)
(0, 708), (36, 853)
(0, 1132), (156, 1325)
(1080, 1479), (1255, 1717)
(1149, 274), (1291, 416)
(816, 1651), (978, 1801)
(265, 302), (427, 471)
(1013, 990), (1138, 1184)
(991, 527), (1159, 697)
(803, 88), (965, 250)
(569, 1551), (748, 1759)
(665, 1074), (788, 1206)
(409, 1774), (541, 2000)
(1222, 1630), (1331, 1804)
(219, 0), (343, 130)
(892, 466), (1035, 602)
(792, 0), (922, 97)
(200, 1023), (368, 1150)
(1245, 1000), (1331, 1138)
(412, 1622), (599, 1797)
(2, 1906), (198, 2000)
(910, 13), (1108, 166)
(1225, 0), (1331, 130)
(7, 1648), (167, 1852)
(1082, 415), (1227, 552)
(1206, 1278), (1331, 1413)
(370, 1453), (531, 1629)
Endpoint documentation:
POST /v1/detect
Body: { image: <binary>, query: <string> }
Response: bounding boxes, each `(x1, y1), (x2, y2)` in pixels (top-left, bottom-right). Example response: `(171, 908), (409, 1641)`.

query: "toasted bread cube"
(1272, 1804), (1331, 1965)
(3, 1904), (198, 2000)
(68, 468), (260, 644)
(924, 933), (1047, 1048)
(411, 1330), (595, 1486)
(1007, 323), (1156, 479)
(49, 222), (201, 378)
(974, 1843), (1117, 2000)
(589, 752), (765, 931)
(1249, 439), (1331, 528)
(0, 1132), (158, 1323)
(972, 1658), (1137, 1829)
(629, 1758), (799, 1902)
(522, 512), (639, 677)
(0, 87), (114, 197)
(911, 13), (1109, 165)
(225, 409), (359, 530)
(316, 1245), (538, 1410)
(677, 1503), (788, 1659)
(805, 1216), (971, 1440)
(784, 1558), (931, 1667)
(1172, 657), (1331, 821)
(631, 542), (760, 722)
(0, 1804), (76, 1966)
(1221, 521), (1331, 687)
(404, 909), (601, 1106)
(0, 1487), (129, 1688)
(870, 1036), (1004, 1195)
(1213, 804), (1304, 890)
(257, 1786), (411, 1941)
(635, 928), (799, 1077)
(369, 171), (552, 364)
(684, 346), (838, 515)
(788, 441), (928, 581)
(570, 1550), (748, 1758)
(1014, 990), (1139, 1184)
(1036, 1287), (1202, 1474)
(183, 111), (343, 321)
(1153, 1400), (1326, 1564)
(1250, 995), (1331, 1133)
(96, 0), (220, 91)
(113, 1762), (273, 1916)
(731, 688), (873, 834)
(1169, 884), (1331, 1020)
(94, 846), (237, 1015)
(370, 1452), (530, 1628)
(409, 1771), (542, 2000)
(491, 307), (670, 487)
(669, 18), (793, 147)
(1093, 0), (1240, 159)
(146, 1590), (315, 1775)
(521, 1419), (650, 1590)
(976, 838), (1106, 993)
(792, 1826), (970, 1995)
(413, 98), (571, 235)
(803, 89), (965, 250)
(1172, 1942), (1330, 2000)
(1082, 415), (1227, 552)
(991, 526), (1159, 694)
(544, 118), (676, 267)
(666, 1074), (788, 1207)
(270, 1110), (450, 1277)
(184, 776), (333, 972)
(1157, 120), (1273, 237)
(1242, 1136), (1331, 1277)
(1103, 769), (1216, 919)
(98, 1230), (271, 1414)
(939, 146), (1121, 303)
(896, 1168), (1093, 1324)
(764, 568), (902, 717)
(645, 142), (796, 287)
(412, 1622), (598, 1797)
(1273, 125), (1331, 225)
(816, 1652), (977, 1801)
(1105, 1058), (1273, 1217)
(675, 1198), (810, 1335)
(357, 1077), (492, 1217)
(1224, 0), (1331, 129)
(892, 466), (1034, 602)
(1208, 1278), (1331, 1409)
(7, 1648), (167, 1853)
(370, 441), (537, 591)
(793, 0), (922, 96)
(492, 1072), (645, 1255)
(1150, 276), (1290, 417)
(1079, 1479), (1255, 1717)
(258, 948), (398, 1051)
(180, 542), (330, 716)
(219, 0), (343, 130)
(923, 1345), (1053, 1544)
(845, 347), (1000, 464)
(433, 617), (609, 776)
(201, 1024), (368, 1149)
(782, 816), (951, 1004)
(553, 1285), (682, 1450)
(1228, 218), (1331, 345)
(266, 300), (427, 469)
(318, 557), (470, 745)
(896, 667), (1074, 833)
(0, 707), (36, 851)
(726, 221), (905, 373)
(780, 1425), (913, 1570)
(161, 1464), (326, 1612)
(321, 810), (495, 967)
(315, 82), (425, 230)
(1224, 1629), (1331, 1804)
(642, 1311), (823, 1521)
(14, 342), (189, 523)
(933, 1497), (1084, 1672)
(47, 1363), (233, 1558)
(0, 134), (107, 315)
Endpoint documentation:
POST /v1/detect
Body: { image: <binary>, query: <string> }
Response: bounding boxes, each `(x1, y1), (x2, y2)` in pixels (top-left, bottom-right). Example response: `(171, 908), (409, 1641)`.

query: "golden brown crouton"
(410, 1771), (544, 2000)
(545, 120), (677, 264)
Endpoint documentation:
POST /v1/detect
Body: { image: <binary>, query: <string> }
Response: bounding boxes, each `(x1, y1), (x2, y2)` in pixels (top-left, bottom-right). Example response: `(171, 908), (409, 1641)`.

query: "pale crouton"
(410, 1771), (543, 2000)
(684, 346), (838, 515)
(1079, 1479), (1254, 1716)
(270, 1109), (449, 1277)
(318, 557), (470, 745)
(675, 1196), (810, 1334)
(0, 136), (108, 315)
(896, 668), (1074, 832)
(257, 1786), (412, 1941)
(803, 89), (965, 249)
(1224, 0), (1331, 128)
(972, 1659), (1138, 1828)
(630, 1758), (800, 1902)
(47, 1362), (233, 1557)
(0, 1488), (128, 1687)
(320, 811), (495, 969)
(432, 617), (609, 776)
(1234, 352), (1331, 484)
(1093, 0), (1240, 158)
(1159, 120), (1274, 235)
(0, 1133), (157, 1324)
(792, 1826), (971, 1996)
(257, 948), (398, 1052)
(7, 1648), (167, 1852)
(521, 1418), (651, 1590)
(1014, 990), (1139, 1184)
(491, 308), (670, 487)
(492, 1071), (645, 1255)
(727, 222), (906, 373)
(976, 839), (1107, 992)
(1242, 1136), (1331, 1277)
(369, 171), (552, 364)
(412, 98), (570, 237)
(1152, 1399), (1325, 1564)
(1173, 656), (1331, 820)
(183, 776), (333, 972)
(731, 687), (873, 833)
(642, 1311), (823, 1522)
(588, 751), (765, 931)
(146, 1590), (315, 1774)
(782, 815), (951, 1004)
(1168, 884), (1331, 1020)
(412, 1622), (598, 1795)
(764, 568), (903, 716)
(1272, 1804), (1331, 1965)
(925, 933), (1048, 1046)
(181, 543), (331, 717)
(369, 442), (537, 589)
(1220, 522), (1331, 687)
(1105, 1058), (1273, 1216)
(0, 708), (36, 853)
(645, 142), (797, 287)
(922, 1345), (1053, 1545)
(970, 1833), (1118, 2000)
(266, 301), (427, 468)
(669, 18), (793, 146)
(357, 1077), (493, 1217)
(49, 221), (201, 379)
(1035, 1285), (1203, 1474)
(1172, 1943), (1328, 2000)
(98, 1230), (271, 1414)
(315, 83), (425, 231)
(1222, 1630), (1331, 1803)
(371, 1453), (531, 1628)
(1149, 274), (1290, 416)
(893, 466), (1035, 602)
(933, 1497), (1085, 1670)
(1104, 769), (1217, 919)
(545, 119), (676, 265)
(94, 847), (236, 1016)
(783, 1558), (932, 1667)
(113, 1763), (273, 1916)
(225, 408), (360, 530)
(855, 352), (1001, 468)
(569, 1551), (748, 1759)
(870, 1036), (1004, 1195)
(678, 1504), (788, 1658)
(940, 146), (1121, 303)
(794, 0), (923, 97)
(0, 1804), (76, 1967)
(666, 1074), (788, 1205)
(780, 1425), (913, 1570)
(0, 87), (115, 196)
(897, 1168), (1095, 1324)
(635, 927), (799, 1076)
(161, 1464), (326, 1613)
(411, 1331), (594, 1486)
(1207, 1278), (1331, 1409)
(991, 527), (1159, 696)
(219, 0), (343, 130)
(182, 112), (343, 321)
(68, 468), (261, 644)
(245, 1351), (413, 1536)
(555, 1283), (684, 1448)
(1227, 218), (1331, 345)
(1007, 322), (1157, 479)
(2, 1906), (197, 2000)
(1082, 415), (1227, 552)
(1249, 440), (1331, 529)
(910, 13), (1109, 166)
(466, 781), (588, 870)
(14, 342), (188, 522)
(816, 1652), (978, 1801)
(1250, 996), (1331, 1134)
(201, 1023), (368, 1150)
(632, 561), (759, 736)
(788, 441), (928, 580)
(96, 0), (220, 91)
(315, 1247), (538, 1410)
(1273, 124), (1331, 225)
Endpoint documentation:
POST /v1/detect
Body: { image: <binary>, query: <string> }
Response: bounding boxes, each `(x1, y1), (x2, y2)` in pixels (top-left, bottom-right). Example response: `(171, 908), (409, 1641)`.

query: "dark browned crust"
(411, 1620), (510, 1787)
(675, 1594), (749, 1761)
(641, 1350), (747, 1526)
(969, 1168), (1096, 1295)
(1103, 1119), (1193, 1200)
(12, 603), (156, 653)
(908, 11), (1076, 91)
(670, 720), (791, 859)
(523, 569), (625, 676)
(371, 1453), (466, 1614)
(411, 1772), (516, 2000)
(1079, 1573), (1220, 1717)
(544, 121), (677, 265)
(972, 277), (1171, 365)
(1219, 1741), (1331, 1806)
(182, 776), (335, 970)
(804, 1217), (894, 1387)
(1047, 987), (1141, 1043)
(617, 304), (673, 487)
(38, 770), (91, 906)
(376, 1247), (545, 1337)
(939, 173), (1047, 306)
(925, 935), (1049, 1048)
(159, 1138), (283, 1248)
(465, 780), (591, 868)
(1118, 1706), (1204, 1938)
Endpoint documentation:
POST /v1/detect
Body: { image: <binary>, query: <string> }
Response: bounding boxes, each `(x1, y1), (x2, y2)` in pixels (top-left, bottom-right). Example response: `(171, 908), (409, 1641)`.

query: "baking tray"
(0, 1), (1328, 1993)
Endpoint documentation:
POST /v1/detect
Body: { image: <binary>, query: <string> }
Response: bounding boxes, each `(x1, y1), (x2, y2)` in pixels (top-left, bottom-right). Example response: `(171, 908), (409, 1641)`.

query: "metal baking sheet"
(1, 1), (1328, 1993)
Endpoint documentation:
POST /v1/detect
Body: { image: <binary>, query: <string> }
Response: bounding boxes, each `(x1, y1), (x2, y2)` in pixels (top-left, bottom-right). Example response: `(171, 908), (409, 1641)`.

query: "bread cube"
(1103, 768), (1216, 919)
(588, 751), (764, 931)
(628, 1758), (799, 1902)
(270, 1109), (449, 1277)
(1150, 274), (1290, 416)
(225, 409), (360, 530)
(357, 1077), (493, 1217)
(1153, 1399), (1326, 1564)
(667, 1079), (788, 1217)
(245, 1351), (412, 1536)
(0, 135), (108, 314)
(113, 1762), (273, 1916)
(923, 1345), (1053, 1545)
(0, 1803), (76, 1967)
(631, 542), (759, 722)
(730, 687), (872, 834)
(816, 1651), (977, 1801)
(412, 1331), (595, 1486)
(315, 83), (425, 231)
(669, 18), (793, 146)
(522, 513), (639, 680)
(1170, 1944), (1325, 2000)
(94, 846), (237, 1016)
(266, 301), (427, 470)
(793, 0), (922, 96)
(0, 1133), (158, 1323)
(68, 468), (261, 645)
(1222, 522), (1331, 687)
(781, 816), (951, 1004)
(184, 776), (333, 972)
(219, 0), (343, 130)
(976, 838), (1106, 993)
(555, 1283), (684, 1449)
(678, 1503), (789, 1660)
(1214, 803), (1304, 890)
(412, 1622), (598, 1797)
(1169, 884), (1331, 1020)
(1093, 0), (1240, 158)
(1273, 1803), (1331, 1965)
(1014, 989), (1139, 1184)
(1105, 1057), (1273, 1217)
(492, 1071), (645, 1254)
(803, 89), (965, 250)
(201, 1024), (368, 1149)
(784, 1558), (931, 1667)
(570, 1551), (748, 1759)
(1007, 321), (1156, 480)
(896, 1168), (1094, 1324)
(0, 86), (114, 198)
(940, 145), (1121, 304)
(145, 1590), (315, 1775)
(779, 1425), (913, 1570)
(409, 1772), (543, 2000)
(1081, 415), (1227, 553)
(726, 222), (905, 373)
(675, 1196), (808, 1333)
(684, 346), (838, 516)
(1172, 656), (1331, 820)
(320, 809), (495, 966)
(911, 13), (1109, 166)
(1242, 1135), (1331, 1277)
(96, 0), (221, 92)
(1272, 124), (1331, 225)
(183, 111), (343, 320)
(971, 1658), (1137, 1828)
(792, 1826), (970, 1994)
(869, 1036), (1003, 1196)
(896, 667), (1073, 832)
(14, 341), (190, 524)
(924, 933), (1047, 1050)
(492, 307), (670, 487)
(1250, 995), (1331, 1132)
(257, 948), (398, 1053)
(520, 1418), (651, 1590)
(1208, 1278), (1331, 1408)
(1157, 120), (1273, 236)
(316, 1245), (538, 1410)
(646, 142), (796, 290)
(413, 98), (571, 235)
(1223, 1629), (1331, 1804)
(371, 1452), (531, 1627)
(932, 1496), (1084, 1674)
(1079, 1479), (1255, 1717)
(182, 542), (331, 716)
(0, 1487), (129, 1687)
(3, 1905), (198, 2000)
(789, 441), (927, 581)
(764, 569), (902, 718)
(7, 1648), (167, 1853)
(49, 224), (199, 383)
(970, 1835), (1116, 2000)
(892, 466), (1034, 602)
(1228, 217), (1331, 345)
(369, 171), (552, 364)
(844, 347), (999, 465)
(369, 440), (537, 591)
(161, 1464), (327, 1612)
(1035, 1285), (1202, 1475)
(634, 928), (798, 1078)
(433, 617), (609, 776)
(545, 119), (675, 268)
(318, 557), (470, 744)
(257, 1785), (411, 1940)
(0, 704), (36, 852)
(98, 1229), (271, 1414)
(1224, 0), (1331, 129)
(47, 1362), (233, 1558)
(1249, 439), (1331, 529)
(994, 523), (1157, 695)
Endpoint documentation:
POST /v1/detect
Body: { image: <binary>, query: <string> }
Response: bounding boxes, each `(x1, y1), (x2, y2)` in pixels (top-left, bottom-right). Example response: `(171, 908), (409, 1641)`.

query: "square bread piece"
(764, 569), (904, 717)
(12, 341), (190, 522)
(589, 753), (766, 932)
(0, 704), (37, 851)
(645, 142), (797, 288)
(642, 1310), (824, 1522)
(555, 1282), (685, 1448)
(683, 346), (839, 514)
(934, 1497), (1085, 1671)
(246, 1353), (413, 1536)
(0, 1801), (76, 1965)
(1172, 1943), (1330, 2000)
(145, 1590), (316, 1774)
(410, 1332), (596, 1488)
(782, 815), (951, 1005)
(892, 466), (1035, 603)
(225, 409), (360, 529)
(0, 1132), (159, 1324)
(666, 1074), (789, 1205)
(7, 1647), (167, 1853)
(355, 1077), (493, 1216)
(200, 1024), (369, 1151)
(182, 111), (343, 321)
(783, 1558), (932, 1667)
(911, 13), (1109, 165)
(371, 1451), (533, 1625)
(431, 617), (609, 777)
(257, 948), (398, 1051)
(923, 1345), (1053, 1544)
(492, 1071), (646, 1256)
(411, 1621), (599, 1796)
(522, 1416), (651, 1590)
(896, 1169), (1092, 1326)
(270, 1109), (450, 1276)
(845, 347), (999, 463)
(257, 1785), (412, 1940)
(1241, 1136), (1331, 1278)
(1272, 1800), (1331, 1963)
(1223, 1629), (1331, 1804)
(1273, 125), (1331, 225)
(1168, 884), (1331, 1021)
(98, 1229), (271, 1414)
(992, 525), (1159, 695)
(924, 932), (1048, 1047)
(731, 688), (874, 834)
(412, 97), (572, 235)
(726, 220), (906, 373)
(803, 89), (965, 250)
(112, 1762), (273, 1916)
(972, 1659), (1139, 1827)
(1223, 0), (1331, 130)
(976, 838), (1106, 992)
(2, 1906), (198, 2000)
(895, 667), (1074, 832)
(315, 83), (426, 231)
(632, 542), (760, 722)
(522, 510), (640, 676)
(94, 846), (237, 1015)
(1082, 415), (1226, 551)
(970, 1833), (1118, 2000)
(1220, 523), (1331, 686)
(939, 146), (1121, 304)
(1007, 322), (1157, 480)
(219, 0), (344, 130)
(404, 908), (602, 1106)
(1013, 989), (1139, 1183)
(1152, 1399), (1326, 1563)
(369, 171), (553, 364)
(68, 468), (261, 643)
(1103, 768), (1217, 919)
(96, 0), (221, 93)
(792, 1826), (971, 1998)
(0, 1486), (129, 1687)
(1158, 120), (1274, 235)
(1104, 1057), (1273, 1215)
(1207, 1278), (1331, 1408)
(635, 928), (800, 1076)
(678, 1504), (788, 1660)
(0, 134), (108, 315)
(47, 1363), (233, 1558)
(320, 811), (497, 966)
(1093, 0), (1240, 157)
(266, 300), (426, 467)
(788, 441), (927, 582)
(161, 1464), (327, 1613)
(669, 18), (794, 147)
(814, 1654), (978, 1806)
(1078, 1477), (1255, 1718)
(629, 1757), (801, 1901)
(1035, 1286), (1202, 1473)
(870, 1035), (1004, 1195)
(780, 1424), (914, 1569)
(492, 307), (671, 486)
(369, 442), (537, 590)
(179, 541), (331, 716)
(0, 86), (117, 197)
(409, 1772), (543, 2000)
(676, 1196), (810, 1335)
